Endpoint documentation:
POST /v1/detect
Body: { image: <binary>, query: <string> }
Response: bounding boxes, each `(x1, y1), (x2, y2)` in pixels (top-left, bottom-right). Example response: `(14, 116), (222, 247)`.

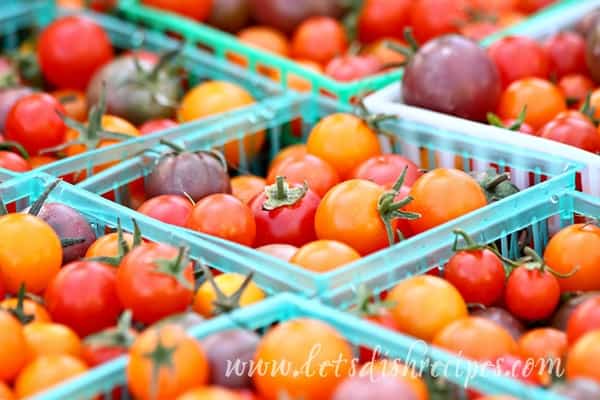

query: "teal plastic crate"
(74, 93), (580, 304)
(34, 293), (567, 400)
(0, 0), (284, 178)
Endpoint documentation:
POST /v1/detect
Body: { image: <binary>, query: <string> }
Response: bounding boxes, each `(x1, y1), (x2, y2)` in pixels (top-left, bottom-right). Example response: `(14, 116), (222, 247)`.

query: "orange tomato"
(0, 311), (27, 381)
(51, 89), (87, 122)
(193, 273), (265, 317)
(64, 114), (139, 158)
(291, 17), (348, 65)
(0, 214), (62, 294)
(544, 224), (600, 292)
(291, 240), (361, 272)
(362, 38), (406, 66)
(85, 231), (135, 258)
(14, 355), (87, 398)
(253, 318), (353, 400)
(315, 180), (390, 255)
(178, 81), (265, 166)
(268, 60), (323, 92)
(179, 387), (244, 400)
(231, 175), (266, 204)
(307, 113), (381, 178)
(405, 169), (487, 234)
(387, 276), (468, 341)
(365, 360), (429, 400)
(566, 330), (600, 383)
(267, 153), (340, 197)
(28, 155), (57, 169)
(231, 26), (290, 74)
(559, 74), (595, 107)
(268, 144), (307, 173)
(433, 317), (518, 361)
(497, 78), (567, 130)
(0, 382), (14, 400)
(127, 325), (209, 400)
(23, 322), (82, 361)
(517, 328), (566, 384)
(0, 298), (51, 323)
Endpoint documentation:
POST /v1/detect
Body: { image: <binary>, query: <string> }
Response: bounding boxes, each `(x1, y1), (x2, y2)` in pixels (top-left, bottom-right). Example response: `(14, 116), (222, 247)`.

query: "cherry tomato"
(193, 272), (265, 317)
(0, 297), (51, 324)
(567, 296), (600, 345)
(44, 261), (122, 337)
(0, 310), (27, 381)
(307, 113), (381, 179)
(14, 355), (87, 398)
(0, 150), (29, 172)
(137, 195), (193, 227)
(231, 175), (266, 205)
(567, 330), (600, 383)
(250, 177), (320, 247)
(538, 115), (600, 153)
(139, 118), (178, 135)
(357, 0), (412, 43)
(460, 21), (500, 41)
(544, 224), (600, 292)
(5, 93), (67, 155)
(497, 78), (566, 130)
(38, 16), (114, 90)
(518, 328), (567, 383)
(405, 169), (487, 234)
(387, 276), (468, 341)
(51, 89), (88, 122)
(410, 0), (469, 43)
(291, 240), (361, 272)
(141, 0), (213, 21)
(518, 0), (555, 13)
(544, 31), (587, 79)
(187, 194), (256, 246)
(362, 38), (407, 66)
(367, 360), (429, 400)
(117, 243), (194, 324)
(493, 354), (542, 385)
(469, 0), (518, 13)
(350, 154), (422, 188)
(358, 307), (400, 362)
(559, 74), (594, 107)
(291, 17), (348, 65)
(504, 263), (560, 321)
(269, 144), (307, 173)
(85, 231), (135, 258)
(23, 322), (81, 362)
(488, 36), (550, 88)
(256, 244), (298, 261)
(266, 153), (340, 197)
(231, 26), (290, 73)
(433, 317), (518, 361)
(325, 55), (382, 82)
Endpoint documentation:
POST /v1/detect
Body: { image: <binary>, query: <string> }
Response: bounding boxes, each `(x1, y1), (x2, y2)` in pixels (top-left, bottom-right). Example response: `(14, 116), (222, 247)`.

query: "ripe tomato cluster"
(0, 15), (259, 177)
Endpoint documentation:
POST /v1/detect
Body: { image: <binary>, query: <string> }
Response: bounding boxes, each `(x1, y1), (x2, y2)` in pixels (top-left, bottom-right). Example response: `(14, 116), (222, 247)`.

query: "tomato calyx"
(262, 176), (308, 210)
(355, 98), (397, 133)
(472, 168), (520, 203)
(487, 106), (528, 131)
(84, 310), (136, 350)
(579, 93), (600, 126)
(144, 328), (179, 400)
(157, 139), (228, 171)
(384, 27), (420, 66)
(377, 166), (420, 245)
(1, 284), (35, 325)
(200, 264), (256, 316)
(153, 246), (194, 290)
(351, 284), (396, 318)
(87, 218), (142, 266)
(0, 141), (30, 160)
(512, 246), (579, 278)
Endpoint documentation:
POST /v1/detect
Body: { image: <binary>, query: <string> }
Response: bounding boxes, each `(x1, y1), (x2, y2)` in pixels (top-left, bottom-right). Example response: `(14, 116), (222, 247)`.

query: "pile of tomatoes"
(0, 13), (260, 176)
(121, 0), (557, 86)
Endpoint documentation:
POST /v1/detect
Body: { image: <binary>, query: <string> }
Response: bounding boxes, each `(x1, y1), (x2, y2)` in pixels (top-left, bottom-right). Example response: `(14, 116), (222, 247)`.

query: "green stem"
(275, 176), (286, 199)
(159, 139), (185, 154)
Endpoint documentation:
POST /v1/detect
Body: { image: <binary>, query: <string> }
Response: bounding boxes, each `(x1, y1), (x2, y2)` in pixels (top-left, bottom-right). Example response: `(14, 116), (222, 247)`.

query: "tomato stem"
(200, 264), (255, 316)
(580, 92), (600, 126)
(84, 310), (135, 349)
(262, 176), (308, 210)
(3, 283), (35, 325)
(0, 141), (29, 160)
(60, 237), (86, 248)
(352, 284), (396, 318)
(159, 139), (185, 154)
(144, 329), (178, 400)
(154, 246), (193, 291)
(28, 179), (60, 217)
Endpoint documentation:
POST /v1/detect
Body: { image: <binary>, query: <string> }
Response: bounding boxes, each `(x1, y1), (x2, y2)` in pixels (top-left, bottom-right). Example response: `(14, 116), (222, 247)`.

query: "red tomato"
(469, 0), (519, 13)
(460, 22), (500, 41)
(38, 16), (114, 90)
(0, 280), (4, 301)
(249, 177), (320, 247)
(141, 0), (213, 21)
(0, 151), (29, 172)
(116, 243), (194, 324)
(544, 32), (588, 79)
(325, 55), (382, 82)
(444, 233), (505, 306)
(538, 115), (600, 153)
(566, 296), (600, 345)
(558, 74), (594, 106)
(357, 0), (413, 43)
(138, 119), (178, 135)
(291, 17), (348, 65)
(350, 154), (422, 188)
(488, 36), (550, 88)
(518, 0), (555, 13)
(504, 262), (560, 321)
(137, 195), (193, 227)
(410, 0), (469, 43)
(186, 194), (256, 246)
(44, 261), (123, 337)
(5, 94), (67, 155)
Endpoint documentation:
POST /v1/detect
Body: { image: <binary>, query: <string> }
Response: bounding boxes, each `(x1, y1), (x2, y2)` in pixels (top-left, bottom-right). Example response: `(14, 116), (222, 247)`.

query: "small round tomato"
(141, 0), (213, 21)
(137, 195), (193, 227)
(38, 16), (114, 90)
(539, 115), (600, 153)
(139, 118), (178, 135)
(559, 74), (594, 106)
(5, 93), (67, 155)
(518, 0), (556, 13)
(566, 330), (600, 382)
(0, 150), (30, 172)
(518, 328), (567, 383)
(544, 223), (600, 292)
(567, 296), (600, 345)
(85, 231), (135, 258)
(367, 360), (428, 400)
(362, 38), (407, 66)
(469, 0), (518, 13)
(405, 169), (487, 234)
(0, 213), (62, 294)
(117, 243), (194, 324)
(268, 59), (323, 92)
(493, 354), (543, 385)
(178, 81), (264, 167)
(0, 310), (27, 381)
(269, 144), (307, 173)
(193, 272), (265, 318)
(410, 0), (469, 43)
(52, 89), (87, 122)
(231, 175), (266, 205)
(81, 313), (137, 367)
(253, 319), (353, 400)
(23, 322), (81, 361)
(350, 154), (422, 188)
(460, 21), (500, 41)
(14, 355), (87, 398)
(544, 31), (587, 79)
(187, 194), (256, 246)
(0, 297), (51, 324)
(307, 113), (381, 179)
(256, 244), (298, 261)
(291, 17), (348, 65)
(357, 0), (412, 43)
(325, 55), (382, 82)
(497, 77), (567, 130)
(232, 26), (290, 72)
(267, 153), (340, 197)
(386, 276), (468, 341)
(433, 317), (518, 361)
(488, 36), (550, 88)
(44, 261), (122, 337)
(291, 240), (361, 272)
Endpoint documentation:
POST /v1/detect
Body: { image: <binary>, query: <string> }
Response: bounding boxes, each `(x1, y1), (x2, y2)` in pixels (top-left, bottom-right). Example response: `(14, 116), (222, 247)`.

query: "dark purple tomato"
(249, 0), (345, 34)
(208, 0), (251, 32)
(402, 35), (501, 122)
(552, 292), (600, 331)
